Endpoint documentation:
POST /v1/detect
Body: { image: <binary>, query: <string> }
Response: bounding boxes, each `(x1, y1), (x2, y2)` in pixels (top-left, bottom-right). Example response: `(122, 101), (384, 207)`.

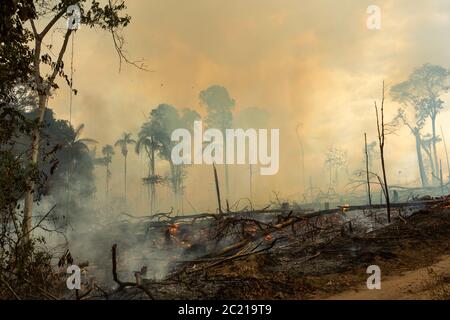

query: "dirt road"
(325, 255), (450, 300)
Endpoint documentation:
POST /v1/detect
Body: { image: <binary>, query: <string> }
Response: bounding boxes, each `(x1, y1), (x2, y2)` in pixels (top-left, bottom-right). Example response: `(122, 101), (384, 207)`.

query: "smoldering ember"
(171, 121), (280, 175)
(2, 0), (450, 303)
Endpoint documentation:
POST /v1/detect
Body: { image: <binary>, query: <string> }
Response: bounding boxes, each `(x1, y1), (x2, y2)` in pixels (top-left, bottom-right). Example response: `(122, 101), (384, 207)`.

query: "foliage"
(115, 132), (135, 157)
(200, 85), (235, 131)
(147, 104), (200, 195)
(391, 64), (449, 123)
(391, 64), (449, 185)
(0, 0), (35, 103)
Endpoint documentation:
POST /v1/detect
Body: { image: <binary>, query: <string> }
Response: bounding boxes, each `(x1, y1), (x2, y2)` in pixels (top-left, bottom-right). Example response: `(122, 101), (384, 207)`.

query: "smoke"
(37, 0), (450, 235)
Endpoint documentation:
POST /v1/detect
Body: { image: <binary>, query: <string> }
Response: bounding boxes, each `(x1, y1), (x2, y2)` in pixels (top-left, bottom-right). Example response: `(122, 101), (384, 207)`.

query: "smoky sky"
(44, 0), (450, 211)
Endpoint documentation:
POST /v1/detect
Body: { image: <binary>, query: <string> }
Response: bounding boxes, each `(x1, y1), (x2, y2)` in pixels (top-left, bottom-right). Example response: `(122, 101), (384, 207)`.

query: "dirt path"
(324, 255), (450, 300)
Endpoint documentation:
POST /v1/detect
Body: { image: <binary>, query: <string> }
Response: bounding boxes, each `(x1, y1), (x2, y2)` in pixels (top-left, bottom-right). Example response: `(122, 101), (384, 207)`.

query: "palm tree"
(64, 123), (97, 215)
(65, 124), (98, 156)
(115, 132), (136, 203)
(101, 145), (115, 201)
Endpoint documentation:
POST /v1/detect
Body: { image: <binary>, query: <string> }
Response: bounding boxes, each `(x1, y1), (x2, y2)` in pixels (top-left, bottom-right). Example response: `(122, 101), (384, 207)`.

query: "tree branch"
(47, 28), (73, 90)
(30, 19), (38, 38)
(39, 9), (67, 40)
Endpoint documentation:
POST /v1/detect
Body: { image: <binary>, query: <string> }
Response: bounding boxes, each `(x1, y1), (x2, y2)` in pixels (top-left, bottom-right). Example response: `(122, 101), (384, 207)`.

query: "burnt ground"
(108, 207), (450, 300)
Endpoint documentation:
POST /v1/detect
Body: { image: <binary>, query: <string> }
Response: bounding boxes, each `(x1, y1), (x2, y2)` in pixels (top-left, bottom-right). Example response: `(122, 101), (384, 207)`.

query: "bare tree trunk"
(124, 154), (127, 203)
(150, 147), (156, 214)
(440, 126), (450, 183)
(22, 94), (47, 240)
(213, 163), (222, 214)
(168, 160), (179, 211)
(431, 115), (439, 183)
(22, 21), (72, 241)
(421, 140), (436, 181)
(106, 163), (109, 202)
(440, 159), (444, 196)
(379, 144), (391, 222)
(414, 131), (428, 187)
(364, 133), (372, 206)
(375, 82), (391, 223)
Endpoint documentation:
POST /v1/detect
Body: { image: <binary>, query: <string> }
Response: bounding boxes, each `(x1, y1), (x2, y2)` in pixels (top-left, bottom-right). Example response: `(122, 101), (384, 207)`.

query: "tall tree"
(21, 0), (133, 241)
(147, 104), (199, 210)
(101, 144), (115, 202)
(21, 108), (97, 227)
(394, 108), (428, 187)
(149, 104), (181, 200)
(115, 132), (136, 203)
(0, 0), (34, 104)
(64, 124), (98, 158)
(413, 65), (449, 178)
(136, 122), (160, 214)
(63, 123), (97, 215)
(391, 64), (449, 185)
(200, 86), (235, 201)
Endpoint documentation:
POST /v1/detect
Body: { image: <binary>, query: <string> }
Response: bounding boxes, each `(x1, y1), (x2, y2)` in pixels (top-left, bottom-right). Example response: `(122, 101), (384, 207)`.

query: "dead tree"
(112, 244), (154, 299)
(365, 133), (372, 206)
(213, 163), (223, 214)
(375, 81), (391, 223)
(440, 159), (444, 195)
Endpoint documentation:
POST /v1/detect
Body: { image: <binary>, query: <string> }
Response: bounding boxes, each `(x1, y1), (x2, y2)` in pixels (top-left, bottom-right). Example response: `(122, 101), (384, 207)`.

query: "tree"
(147, 104), (200, 210)
(64, 123), (98, 160)
(421, 133), (441, 181)
(200, 86), (235, 201)
(149, 104), (180, 200)
(413, 65), (449, 178)
(375, 82), (391, 223)
(391, 64), (449, 185)
(394, 108), (428, 187)
(235, 107), (270, 203)
(0, 0), (37, 234)
(136, 122), (160, 214)
(62, 123), (97, 216)
(20, 0), (134, 241)
(101, 144), (115, 201)
(324, 147), (348, 191)
(0, 1), (95, 296)
(23, 109), (97, 226)
(115, 132), (136, 203)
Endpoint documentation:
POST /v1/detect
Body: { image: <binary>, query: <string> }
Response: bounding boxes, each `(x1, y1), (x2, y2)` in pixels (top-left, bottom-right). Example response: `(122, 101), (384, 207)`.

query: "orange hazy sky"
(38, 0), (450, 212)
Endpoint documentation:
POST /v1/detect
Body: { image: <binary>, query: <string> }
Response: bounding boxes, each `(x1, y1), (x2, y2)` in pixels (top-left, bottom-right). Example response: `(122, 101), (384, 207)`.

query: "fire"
(264, 234), (273, 241)
(169, 223), (180, 236)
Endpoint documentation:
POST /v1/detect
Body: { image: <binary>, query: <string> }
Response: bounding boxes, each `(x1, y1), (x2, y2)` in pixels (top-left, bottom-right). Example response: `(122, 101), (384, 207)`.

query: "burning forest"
(1, 0), (450, 309)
